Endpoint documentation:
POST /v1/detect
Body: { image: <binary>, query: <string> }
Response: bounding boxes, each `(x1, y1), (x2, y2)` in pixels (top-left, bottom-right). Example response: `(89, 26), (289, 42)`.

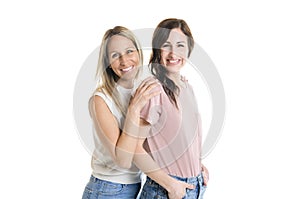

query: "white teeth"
(168, 59), (180, 64)
(121, 66), (133, 72)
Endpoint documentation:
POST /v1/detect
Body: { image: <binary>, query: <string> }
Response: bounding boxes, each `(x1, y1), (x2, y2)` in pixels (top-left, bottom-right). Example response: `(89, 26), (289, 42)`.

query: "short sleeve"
(140, 85), (163, 125)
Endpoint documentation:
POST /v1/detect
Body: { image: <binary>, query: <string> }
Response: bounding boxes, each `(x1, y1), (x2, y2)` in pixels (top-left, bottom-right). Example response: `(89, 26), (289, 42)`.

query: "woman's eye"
(178, 44), (185, 48)
(111, 53), (120, 59)
(127, 49), (134, 54)
(162, 43), (171, 48)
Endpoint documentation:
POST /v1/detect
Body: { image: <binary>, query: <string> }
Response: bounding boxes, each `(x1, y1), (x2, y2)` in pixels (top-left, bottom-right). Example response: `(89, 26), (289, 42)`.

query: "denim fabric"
(140, 173), (206, 199)
(82, 175), (141, 199)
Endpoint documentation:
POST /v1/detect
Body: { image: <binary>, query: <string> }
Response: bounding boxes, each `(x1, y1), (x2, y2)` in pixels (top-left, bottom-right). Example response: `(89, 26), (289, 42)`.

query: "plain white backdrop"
(1, 0), (299, 198)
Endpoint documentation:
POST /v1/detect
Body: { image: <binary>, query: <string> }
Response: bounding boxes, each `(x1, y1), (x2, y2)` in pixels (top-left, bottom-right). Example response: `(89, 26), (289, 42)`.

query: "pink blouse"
(140, 79), (202, 177)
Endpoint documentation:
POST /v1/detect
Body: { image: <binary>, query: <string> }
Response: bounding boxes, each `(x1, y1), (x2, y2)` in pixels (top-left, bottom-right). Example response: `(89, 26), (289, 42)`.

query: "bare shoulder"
(88, 95), (111, 116)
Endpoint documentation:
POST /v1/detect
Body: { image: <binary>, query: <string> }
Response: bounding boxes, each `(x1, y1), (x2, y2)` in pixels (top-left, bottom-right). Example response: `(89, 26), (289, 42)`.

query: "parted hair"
(149, 18), (194, 108)
(95, 26), (143, 116)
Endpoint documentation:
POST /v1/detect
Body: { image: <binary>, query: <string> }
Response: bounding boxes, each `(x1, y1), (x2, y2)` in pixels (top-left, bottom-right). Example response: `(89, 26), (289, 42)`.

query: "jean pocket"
(97, 181), (124, 196)
(141, 189), (168, 199)
(82, 185), (93, 199)
(141, 180), (168, 199)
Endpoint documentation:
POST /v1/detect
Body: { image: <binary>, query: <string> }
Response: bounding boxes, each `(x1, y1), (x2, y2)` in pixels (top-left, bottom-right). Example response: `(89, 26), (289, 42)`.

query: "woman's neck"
(167, 72), (183, 87)
(117, 79), (134, 89)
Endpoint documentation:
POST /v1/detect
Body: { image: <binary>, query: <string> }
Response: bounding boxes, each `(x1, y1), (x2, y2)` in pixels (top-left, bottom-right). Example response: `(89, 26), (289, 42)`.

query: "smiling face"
(107, 35), (140, 82)
(160, 28), (189, 75)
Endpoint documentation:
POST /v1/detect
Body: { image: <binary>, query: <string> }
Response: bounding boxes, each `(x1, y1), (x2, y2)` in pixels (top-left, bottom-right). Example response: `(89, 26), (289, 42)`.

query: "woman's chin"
(120, 70), (138, 81)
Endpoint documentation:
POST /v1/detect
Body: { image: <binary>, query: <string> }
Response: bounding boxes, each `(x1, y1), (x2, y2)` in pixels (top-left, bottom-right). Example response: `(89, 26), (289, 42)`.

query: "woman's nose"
(119, 54), (128, 65)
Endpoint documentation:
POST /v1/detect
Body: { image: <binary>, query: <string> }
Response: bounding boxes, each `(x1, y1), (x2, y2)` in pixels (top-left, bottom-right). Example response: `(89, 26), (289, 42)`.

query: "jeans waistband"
(146, 173), (204, 186)
(90, 175), (100, 183)
(170, 173), (204, 185)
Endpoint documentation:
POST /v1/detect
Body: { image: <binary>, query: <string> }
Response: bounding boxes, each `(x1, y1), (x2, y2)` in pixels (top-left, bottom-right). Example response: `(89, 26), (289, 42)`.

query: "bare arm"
(89, 78), (160, 168)
(133, 119), (195, 199)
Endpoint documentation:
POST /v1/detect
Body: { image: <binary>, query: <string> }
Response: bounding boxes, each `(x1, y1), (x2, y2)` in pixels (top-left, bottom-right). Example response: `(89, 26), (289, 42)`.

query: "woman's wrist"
(161, 176), (178, 193)
(127, 105), (140, 117)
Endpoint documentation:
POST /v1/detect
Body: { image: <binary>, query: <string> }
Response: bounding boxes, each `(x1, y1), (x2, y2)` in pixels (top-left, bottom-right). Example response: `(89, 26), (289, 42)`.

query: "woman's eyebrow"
(109, 47), (135, 54)
(164, 41), (186, 44)
(108, 50), (118, 55)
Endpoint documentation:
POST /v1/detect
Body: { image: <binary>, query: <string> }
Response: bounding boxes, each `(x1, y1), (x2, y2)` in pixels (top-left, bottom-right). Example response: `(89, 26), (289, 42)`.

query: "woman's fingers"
(134, 79), (160, 101)
(134, 85), (160, 107)
(168, 182), (195, 199)
(203, 172), (209, 186)
(142, 81), (160, 94)
(202, 165), (209, 186)
(129, 77), (161, 112)
(135, 77), (159, 94)
(184, 182), (195, 190)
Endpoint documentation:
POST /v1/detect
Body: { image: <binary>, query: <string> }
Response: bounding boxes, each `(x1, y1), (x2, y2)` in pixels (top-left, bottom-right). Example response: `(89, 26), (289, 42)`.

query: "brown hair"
(149, 18), (194, 107)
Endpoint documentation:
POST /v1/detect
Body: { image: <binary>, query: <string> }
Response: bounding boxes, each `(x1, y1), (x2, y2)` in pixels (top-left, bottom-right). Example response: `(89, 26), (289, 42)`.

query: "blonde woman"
(82, 26), (160, 199)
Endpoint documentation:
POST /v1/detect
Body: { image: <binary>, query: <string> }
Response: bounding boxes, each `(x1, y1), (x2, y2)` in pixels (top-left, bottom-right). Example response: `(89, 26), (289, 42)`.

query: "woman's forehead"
(165, 28), (187, 43)
(108, 35), (135, 52)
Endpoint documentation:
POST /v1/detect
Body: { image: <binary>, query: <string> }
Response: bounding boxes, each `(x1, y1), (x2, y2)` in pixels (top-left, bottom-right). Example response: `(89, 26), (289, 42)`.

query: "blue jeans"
(140, 173), (206, 199)
(82, 175), (141, 199)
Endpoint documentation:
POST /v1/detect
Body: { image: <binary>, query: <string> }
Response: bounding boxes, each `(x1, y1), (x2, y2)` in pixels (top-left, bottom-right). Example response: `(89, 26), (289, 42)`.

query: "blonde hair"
(95, 26), (143, 116)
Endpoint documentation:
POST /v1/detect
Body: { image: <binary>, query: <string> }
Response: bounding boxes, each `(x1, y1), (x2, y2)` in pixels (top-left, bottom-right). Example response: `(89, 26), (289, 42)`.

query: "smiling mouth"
(167, 59), (181, 65)
(120, 66), (134, 72)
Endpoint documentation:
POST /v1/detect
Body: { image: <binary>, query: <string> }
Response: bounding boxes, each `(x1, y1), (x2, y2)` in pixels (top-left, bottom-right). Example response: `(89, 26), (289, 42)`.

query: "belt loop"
(92, 175), (96, 183)
(198, 173), (203, 185)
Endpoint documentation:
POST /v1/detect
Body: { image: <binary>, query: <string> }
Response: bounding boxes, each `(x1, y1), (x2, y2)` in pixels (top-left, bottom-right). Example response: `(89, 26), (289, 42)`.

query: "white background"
(1, 0), (299, 198)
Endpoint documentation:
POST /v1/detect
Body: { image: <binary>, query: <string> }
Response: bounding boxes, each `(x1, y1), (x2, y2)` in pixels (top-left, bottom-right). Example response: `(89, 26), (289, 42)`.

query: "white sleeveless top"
(91, 85), (141, 184)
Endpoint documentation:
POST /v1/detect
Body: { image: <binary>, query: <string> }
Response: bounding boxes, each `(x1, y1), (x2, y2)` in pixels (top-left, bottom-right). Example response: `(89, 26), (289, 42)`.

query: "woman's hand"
(202, 164), (209, 186)
(167, 178), (195, 199)
(123, 77), (160, 138)
(128, 77), (160, 113)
